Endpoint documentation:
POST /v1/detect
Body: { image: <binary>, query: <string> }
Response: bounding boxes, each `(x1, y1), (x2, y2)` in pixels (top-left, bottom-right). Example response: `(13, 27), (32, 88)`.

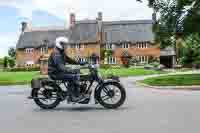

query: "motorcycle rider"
(48, 37), (85, 102)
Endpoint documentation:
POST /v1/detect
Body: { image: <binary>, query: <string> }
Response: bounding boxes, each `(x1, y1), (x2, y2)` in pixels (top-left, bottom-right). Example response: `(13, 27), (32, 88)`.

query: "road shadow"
(33, 105), (129, 112)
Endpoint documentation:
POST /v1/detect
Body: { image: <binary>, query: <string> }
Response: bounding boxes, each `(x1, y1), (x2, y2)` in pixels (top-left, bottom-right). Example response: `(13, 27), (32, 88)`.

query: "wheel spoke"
(103, 87), (110, 94)
(102, 96), (111, 101)
(101, 94), (108, 99)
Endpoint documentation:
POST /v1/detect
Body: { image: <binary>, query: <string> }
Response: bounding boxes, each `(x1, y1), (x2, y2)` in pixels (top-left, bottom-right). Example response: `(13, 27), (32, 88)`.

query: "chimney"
(21, 22), (27, 32)
(97, 12), (102, 21)
(70, 13), (76, 27)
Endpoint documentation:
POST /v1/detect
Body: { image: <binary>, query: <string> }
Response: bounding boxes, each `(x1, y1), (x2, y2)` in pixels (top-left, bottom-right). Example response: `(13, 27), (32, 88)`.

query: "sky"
(0, 0), (153, 57)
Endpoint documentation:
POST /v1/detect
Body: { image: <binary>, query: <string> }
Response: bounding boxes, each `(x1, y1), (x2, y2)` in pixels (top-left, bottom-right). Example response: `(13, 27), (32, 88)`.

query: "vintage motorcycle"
(28, 64), (126, 109)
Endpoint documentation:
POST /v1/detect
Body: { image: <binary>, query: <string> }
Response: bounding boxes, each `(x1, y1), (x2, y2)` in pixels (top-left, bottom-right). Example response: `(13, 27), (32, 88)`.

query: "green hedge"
(100, 64), (121, 69)
(7, 67), (40, 72)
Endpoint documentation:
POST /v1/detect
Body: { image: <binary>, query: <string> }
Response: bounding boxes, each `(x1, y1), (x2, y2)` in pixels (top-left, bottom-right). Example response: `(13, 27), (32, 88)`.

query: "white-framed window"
(105, 32), (108, 41)
(25, 61), (34, 67)
(25, 48), (34, 53)
(122, 42), (129, 48)
(107, 57), (116, 64)
(77, 57), (86, 63)
(136, 56), (149, 63)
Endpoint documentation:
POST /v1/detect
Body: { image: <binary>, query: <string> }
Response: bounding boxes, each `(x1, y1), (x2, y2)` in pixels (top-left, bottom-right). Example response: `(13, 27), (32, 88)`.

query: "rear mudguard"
(94, 79), (122, 101)
(30, 78), (62, 97)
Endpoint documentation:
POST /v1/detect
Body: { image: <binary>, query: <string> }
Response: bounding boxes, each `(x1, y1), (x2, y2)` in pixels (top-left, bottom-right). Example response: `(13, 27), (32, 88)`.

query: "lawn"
(99, 68), (165, 77)
(0, 71), (39, 85)
(141, 74), (200, 86)
(0, 68), (164, 85)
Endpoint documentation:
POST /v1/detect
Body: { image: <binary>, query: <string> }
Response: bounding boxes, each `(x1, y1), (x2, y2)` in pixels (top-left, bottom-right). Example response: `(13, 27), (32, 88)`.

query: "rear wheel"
(32, 85), (61, 109)
(96, 82), (126, 109)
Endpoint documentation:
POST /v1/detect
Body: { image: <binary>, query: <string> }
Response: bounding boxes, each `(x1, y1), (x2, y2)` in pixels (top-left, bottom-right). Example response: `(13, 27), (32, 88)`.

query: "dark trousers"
(49, 72), (80, 97)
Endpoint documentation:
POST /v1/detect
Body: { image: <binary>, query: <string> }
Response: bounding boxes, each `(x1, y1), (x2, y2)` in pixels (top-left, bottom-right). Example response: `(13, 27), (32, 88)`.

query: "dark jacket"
(48, 47), (79, 75)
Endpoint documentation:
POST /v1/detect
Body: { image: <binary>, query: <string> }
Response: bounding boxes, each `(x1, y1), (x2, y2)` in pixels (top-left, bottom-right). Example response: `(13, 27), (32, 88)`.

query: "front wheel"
(96, 82), (126, 109)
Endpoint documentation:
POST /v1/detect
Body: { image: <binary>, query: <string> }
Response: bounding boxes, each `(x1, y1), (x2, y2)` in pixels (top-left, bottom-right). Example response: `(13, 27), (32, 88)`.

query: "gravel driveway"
(0, 76), (200, 133)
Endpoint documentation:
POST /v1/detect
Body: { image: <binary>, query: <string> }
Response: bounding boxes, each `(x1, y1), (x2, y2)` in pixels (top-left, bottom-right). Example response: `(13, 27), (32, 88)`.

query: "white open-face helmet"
(55, 37), (69, 50)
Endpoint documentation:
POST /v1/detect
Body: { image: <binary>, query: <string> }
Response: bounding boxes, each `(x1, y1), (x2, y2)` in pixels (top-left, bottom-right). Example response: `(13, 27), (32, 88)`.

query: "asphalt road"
(0, 76), (200, 133)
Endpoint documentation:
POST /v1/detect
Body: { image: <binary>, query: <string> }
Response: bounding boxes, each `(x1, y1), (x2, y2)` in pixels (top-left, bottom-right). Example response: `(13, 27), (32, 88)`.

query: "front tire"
(32, 85), (61, 109)
(96, 82), (126, 109)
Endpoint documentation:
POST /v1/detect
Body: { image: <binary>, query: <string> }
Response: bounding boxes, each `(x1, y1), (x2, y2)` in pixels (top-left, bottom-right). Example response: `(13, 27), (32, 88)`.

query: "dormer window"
(105, 43), (112, 49)
(25, 48), (34, 53)
(82, 44), (87, 48)
(76, 43), (81, 49)
(136, 42), (149, 48)
(41, 47), (47, 54)
(122, 42), (129, 48)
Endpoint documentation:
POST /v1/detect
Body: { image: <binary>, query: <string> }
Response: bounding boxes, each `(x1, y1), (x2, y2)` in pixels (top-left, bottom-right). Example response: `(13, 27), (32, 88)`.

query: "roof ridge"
(25, 26), (68, 32)
(103, 19), (153, 24)
(76, 20), (97, 24)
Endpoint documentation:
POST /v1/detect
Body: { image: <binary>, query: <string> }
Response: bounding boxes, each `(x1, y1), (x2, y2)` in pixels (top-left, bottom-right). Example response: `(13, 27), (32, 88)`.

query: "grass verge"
(0, 68), (165, 86)
(0, 71), (39, 85)
(141, 74), (200, 86)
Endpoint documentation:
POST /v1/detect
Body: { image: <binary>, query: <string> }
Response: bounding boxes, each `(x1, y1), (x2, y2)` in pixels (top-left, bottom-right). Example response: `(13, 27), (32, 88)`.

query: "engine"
(80, 81), (88, 93)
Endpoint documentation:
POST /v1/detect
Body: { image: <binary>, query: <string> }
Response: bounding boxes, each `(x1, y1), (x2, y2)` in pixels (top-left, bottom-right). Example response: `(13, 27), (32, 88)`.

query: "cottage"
(16, 12), (169, 69)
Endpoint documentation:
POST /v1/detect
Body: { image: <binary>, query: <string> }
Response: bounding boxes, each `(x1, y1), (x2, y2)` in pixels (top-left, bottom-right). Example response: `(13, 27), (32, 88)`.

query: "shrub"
(148, 56), (159, 63)
(8, 58), (15, 68)
(129, 57), (140, 65)
(193, 60), (200, 69)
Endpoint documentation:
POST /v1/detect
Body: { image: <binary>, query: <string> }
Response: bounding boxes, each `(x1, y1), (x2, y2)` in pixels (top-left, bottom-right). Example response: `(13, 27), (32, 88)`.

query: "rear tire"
(96, 82), (126, 109)
(32, 85), (61, 109)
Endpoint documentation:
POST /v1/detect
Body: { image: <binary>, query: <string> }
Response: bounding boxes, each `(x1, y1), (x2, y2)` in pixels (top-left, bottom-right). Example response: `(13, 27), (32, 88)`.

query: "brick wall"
(111, 45), (160, 64)
(16, 43), (160, 66)
(65, 43), (100, 58)
(16, 48), (53, 67)
(113, 48), (160, 57)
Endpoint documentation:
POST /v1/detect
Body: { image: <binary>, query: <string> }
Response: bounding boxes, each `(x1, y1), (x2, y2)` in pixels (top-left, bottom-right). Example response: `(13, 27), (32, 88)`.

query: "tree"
(183, 1), (200, 34)
(8, 47), (16, 59)
(180, 33), (200, 68)
(137, 0), (200, 64)
(3, 56), (8, 69)
(138, 0), (200, 35)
